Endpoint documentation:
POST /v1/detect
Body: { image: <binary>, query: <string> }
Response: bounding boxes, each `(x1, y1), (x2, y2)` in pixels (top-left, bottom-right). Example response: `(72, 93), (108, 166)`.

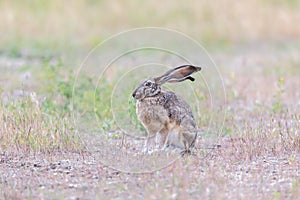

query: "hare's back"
(162, 91), (196, 127)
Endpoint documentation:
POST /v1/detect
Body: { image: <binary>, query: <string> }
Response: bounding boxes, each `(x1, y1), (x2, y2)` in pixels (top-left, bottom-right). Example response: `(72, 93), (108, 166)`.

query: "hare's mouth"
(132, 91), (143, 100)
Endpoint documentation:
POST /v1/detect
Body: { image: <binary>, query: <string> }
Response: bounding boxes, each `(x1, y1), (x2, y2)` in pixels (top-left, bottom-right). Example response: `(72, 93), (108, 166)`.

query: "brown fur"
(132, 65), (201, 153)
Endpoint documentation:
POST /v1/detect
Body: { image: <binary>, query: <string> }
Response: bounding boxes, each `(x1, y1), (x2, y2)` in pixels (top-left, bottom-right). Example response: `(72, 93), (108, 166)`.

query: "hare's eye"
(145, 82), (151, 87)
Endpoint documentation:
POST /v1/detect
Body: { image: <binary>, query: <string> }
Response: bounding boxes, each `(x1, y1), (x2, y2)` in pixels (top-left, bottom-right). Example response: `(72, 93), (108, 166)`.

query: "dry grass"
(0, 0), (300, 50)
(0, 95), (82, 153)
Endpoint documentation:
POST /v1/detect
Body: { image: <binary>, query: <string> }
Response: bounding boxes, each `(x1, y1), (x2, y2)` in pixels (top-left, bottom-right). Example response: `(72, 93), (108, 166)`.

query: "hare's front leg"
(159, 124), (174, 151)
(142, 135), (151, 153)
(142, 130), (157, 154)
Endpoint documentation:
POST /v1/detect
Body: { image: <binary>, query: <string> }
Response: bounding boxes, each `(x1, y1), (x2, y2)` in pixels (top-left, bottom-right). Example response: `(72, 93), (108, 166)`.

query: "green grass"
(0, 95), (82, 153)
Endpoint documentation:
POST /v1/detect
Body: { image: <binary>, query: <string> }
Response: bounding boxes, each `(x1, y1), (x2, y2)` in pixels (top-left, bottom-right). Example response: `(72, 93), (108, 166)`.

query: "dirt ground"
(0, 134), (299, 199)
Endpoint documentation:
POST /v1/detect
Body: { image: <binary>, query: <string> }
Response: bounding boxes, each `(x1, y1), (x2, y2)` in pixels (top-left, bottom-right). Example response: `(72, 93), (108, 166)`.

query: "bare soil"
(0, 134), (299, 199)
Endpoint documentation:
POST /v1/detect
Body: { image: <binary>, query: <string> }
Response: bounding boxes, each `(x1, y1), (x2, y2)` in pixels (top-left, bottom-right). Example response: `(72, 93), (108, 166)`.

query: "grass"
(0, 93), (82, 153)
(1, 0), (300, 52)
(0, 57), (102, 153)
(0, 1), (300, 199)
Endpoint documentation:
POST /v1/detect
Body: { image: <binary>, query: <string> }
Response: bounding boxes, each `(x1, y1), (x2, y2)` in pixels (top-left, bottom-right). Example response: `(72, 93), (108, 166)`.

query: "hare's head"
(132, 65), (201, 100)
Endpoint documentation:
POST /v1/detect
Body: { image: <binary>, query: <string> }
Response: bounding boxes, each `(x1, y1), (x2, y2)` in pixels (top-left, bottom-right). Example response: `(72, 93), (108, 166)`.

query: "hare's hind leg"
(180, 131), (198, 155)
(160, 123), (176, 151)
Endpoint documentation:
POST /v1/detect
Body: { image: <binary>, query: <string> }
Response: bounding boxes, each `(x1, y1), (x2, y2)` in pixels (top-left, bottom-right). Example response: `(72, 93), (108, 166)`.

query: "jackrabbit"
(132, 65), (201, 153)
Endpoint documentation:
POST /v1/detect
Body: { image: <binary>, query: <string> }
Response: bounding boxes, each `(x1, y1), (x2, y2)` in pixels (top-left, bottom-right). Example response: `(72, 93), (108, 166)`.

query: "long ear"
(155, 65), (201, 85)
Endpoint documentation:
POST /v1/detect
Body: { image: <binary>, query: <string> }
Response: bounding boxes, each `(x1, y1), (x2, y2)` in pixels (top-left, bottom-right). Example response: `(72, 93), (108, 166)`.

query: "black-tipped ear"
(167, 76), (195, 83)
(155, 65), (201, 85)
(186, 76), (195, 81)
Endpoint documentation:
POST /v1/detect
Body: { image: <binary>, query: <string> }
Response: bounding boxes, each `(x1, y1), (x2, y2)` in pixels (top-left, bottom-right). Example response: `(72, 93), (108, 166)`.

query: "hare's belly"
(136, 104), (169, 132)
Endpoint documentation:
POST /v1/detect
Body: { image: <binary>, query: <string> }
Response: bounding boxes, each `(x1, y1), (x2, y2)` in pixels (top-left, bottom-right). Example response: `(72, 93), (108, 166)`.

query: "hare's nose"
(132, 91), (136, 98)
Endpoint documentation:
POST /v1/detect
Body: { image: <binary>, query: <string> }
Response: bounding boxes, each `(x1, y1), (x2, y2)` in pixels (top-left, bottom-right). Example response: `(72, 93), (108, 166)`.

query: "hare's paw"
(142, 142), (154, 154)
(142, 145), (149, 154)
(142, 147), (155, 155)
(161, 143), (170, 151)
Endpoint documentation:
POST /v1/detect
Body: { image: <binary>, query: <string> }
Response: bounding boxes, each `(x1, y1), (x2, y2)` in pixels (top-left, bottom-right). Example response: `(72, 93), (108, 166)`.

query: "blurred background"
(0, 0), (299, 131)
(1, 0), (299, 54)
